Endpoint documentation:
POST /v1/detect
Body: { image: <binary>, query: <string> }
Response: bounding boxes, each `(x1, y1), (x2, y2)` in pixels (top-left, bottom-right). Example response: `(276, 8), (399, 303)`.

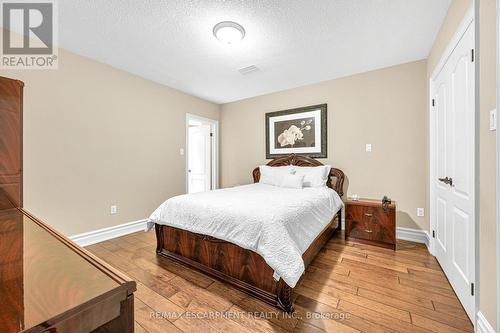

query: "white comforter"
(147, 183), (343, 287)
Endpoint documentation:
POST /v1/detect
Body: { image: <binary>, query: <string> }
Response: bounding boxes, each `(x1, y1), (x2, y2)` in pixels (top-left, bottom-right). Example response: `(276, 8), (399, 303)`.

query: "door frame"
(185, 113), (219, 193)
(428, 3), (477, 322)
(496, 0), (500, 330)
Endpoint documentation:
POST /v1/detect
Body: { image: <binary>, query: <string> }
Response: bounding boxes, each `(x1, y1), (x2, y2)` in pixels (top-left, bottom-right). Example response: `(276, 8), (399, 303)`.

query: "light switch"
(110, 205), (118, 215)
(180, 148), (185, 155)
(490, 109), (497, 131)
(365, 144), (372, 152)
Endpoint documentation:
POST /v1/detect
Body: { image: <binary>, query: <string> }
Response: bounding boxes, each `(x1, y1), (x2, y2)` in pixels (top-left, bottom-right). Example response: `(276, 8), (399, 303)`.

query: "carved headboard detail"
(252, 154), (345, 197)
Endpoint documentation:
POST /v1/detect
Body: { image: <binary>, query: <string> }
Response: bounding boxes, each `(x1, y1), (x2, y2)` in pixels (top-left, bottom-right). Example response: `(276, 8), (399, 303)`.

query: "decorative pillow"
(279, 174), (305, 189)
(293, 165), (331, 187)
(259, 165), (294, 186)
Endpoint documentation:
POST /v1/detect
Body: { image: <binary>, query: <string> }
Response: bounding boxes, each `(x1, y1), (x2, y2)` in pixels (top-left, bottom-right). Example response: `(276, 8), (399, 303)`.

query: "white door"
(431, 21), (475, 320)
(187, 118), (214, 194)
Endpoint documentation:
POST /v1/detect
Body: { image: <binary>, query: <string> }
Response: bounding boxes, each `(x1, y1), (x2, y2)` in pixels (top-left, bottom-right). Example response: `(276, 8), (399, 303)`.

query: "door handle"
(438, 177), (453, 186)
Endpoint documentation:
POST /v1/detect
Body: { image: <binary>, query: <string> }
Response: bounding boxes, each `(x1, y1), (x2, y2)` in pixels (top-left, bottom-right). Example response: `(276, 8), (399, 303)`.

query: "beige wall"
(428, 0), (497, 327)
(479, 0), (498, 328)
(2, 44), (220, 236)
(221, 60), (427, 231)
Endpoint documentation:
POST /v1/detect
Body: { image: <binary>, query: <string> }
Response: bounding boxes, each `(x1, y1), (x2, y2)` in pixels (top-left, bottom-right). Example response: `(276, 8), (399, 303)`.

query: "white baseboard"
(477, 312), (496, 333)
(69, 219), (148, 247)
(396, 227), (430, 248)
(71, 219), (429, 251)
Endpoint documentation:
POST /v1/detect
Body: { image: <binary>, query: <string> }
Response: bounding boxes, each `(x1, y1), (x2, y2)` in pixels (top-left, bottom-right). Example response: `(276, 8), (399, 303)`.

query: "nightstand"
(345, 198), (396, 250)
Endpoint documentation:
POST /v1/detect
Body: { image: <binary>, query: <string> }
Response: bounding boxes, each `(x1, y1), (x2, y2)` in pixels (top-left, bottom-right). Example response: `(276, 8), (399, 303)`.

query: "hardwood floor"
(85, 230), (473, 333)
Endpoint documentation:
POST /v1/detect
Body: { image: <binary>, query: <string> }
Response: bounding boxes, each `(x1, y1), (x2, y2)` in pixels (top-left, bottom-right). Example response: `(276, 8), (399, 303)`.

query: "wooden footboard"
(155, 212), (340, 313)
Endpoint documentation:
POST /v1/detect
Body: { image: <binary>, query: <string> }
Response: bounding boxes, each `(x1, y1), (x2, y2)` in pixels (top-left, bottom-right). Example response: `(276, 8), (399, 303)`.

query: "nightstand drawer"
(345, 199), (396, 249)
(345, 218), (376, 241)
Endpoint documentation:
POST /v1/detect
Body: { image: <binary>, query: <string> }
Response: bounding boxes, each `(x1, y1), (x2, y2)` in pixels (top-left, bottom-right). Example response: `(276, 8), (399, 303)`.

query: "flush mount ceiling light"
(213, 21), (245, 44)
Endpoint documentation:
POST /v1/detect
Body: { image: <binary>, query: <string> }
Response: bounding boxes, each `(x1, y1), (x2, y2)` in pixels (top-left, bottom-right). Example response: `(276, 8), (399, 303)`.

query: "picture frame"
(265, 104), (327, 159)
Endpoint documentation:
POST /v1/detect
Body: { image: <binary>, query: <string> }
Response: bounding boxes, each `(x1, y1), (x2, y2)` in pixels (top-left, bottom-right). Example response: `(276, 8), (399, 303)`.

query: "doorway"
(429, 7), (475, 321)
(185, 114), (218, 194)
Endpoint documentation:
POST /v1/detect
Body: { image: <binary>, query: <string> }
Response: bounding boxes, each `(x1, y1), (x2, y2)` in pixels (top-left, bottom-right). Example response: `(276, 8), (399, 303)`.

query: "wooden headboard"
(252, 154), (345, 197)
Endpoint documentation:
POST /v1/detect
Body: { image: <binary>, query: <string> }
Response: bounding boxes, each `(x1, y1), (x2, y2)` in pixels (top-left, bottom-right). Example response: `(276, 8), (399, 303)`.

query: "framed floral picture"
(265, 104), (327, 159)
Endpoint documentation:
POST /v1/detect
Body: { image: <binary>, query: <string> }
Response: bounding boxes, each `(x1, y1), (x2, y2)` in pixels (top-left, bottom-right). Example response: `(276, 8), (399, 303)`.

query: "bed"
(149, 154), (345, 313)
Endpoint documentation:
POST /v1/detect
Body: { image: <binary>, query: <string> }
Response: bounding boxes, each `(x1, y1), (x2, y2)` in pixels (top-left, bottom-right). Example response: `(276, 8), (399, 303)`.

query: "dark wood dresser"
(345, 198), (396, 249)
(0, 76), (23, 209)
(0, 75), (136, 332)
(0, 209), (136, 333)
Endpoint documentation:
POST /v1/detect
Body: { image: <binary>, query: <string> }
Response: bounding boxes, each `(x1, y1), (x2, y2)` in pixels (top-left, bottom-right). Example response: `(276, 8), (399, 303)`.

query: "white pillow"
(280, 174), (305, 189)
(259, 165), (294, 186)
(293, 165), (331, 187)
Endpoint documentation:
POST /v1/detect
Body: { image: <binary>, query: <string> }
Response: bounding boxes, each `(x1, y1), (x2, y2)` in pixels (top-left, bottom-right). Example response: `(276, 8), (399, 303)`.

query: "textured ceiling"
(57, 0), (451, 103)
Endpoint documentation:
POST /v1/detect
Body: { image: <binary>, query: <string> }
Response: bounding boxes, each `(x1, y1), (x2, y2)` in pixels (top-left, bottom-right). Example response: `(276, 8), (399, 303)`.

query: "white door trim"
(429, 3), (476, 323)
(473, 0), (481, 327)
(185, 113), (219, 193)
(496, 0), (500, 330)
(430, 5), (475, 80)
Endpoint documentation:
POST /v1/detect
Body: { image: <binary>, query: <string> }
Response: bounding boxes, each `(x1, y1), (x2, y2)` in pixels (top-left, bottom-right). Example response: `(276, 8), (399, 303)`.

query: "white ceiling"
(58, 0), (451, 104)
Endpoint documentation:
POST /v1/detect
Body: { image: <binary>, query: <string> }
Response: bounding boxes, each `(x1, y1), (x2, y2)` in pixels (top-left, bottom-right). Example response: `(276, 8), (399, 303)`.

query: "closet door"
(0, 76), (23, 209)
(431, 21), (475, 320)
